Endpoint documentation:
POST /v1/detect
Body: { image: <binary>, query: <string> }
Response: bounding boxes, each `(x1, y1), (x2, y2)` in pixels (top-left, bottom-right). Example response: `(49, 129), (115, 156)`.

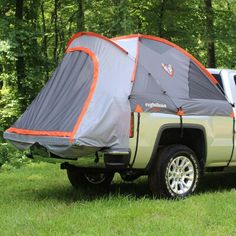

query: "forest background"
(0, 3), (236, 233)
(0, 0), (235, 139)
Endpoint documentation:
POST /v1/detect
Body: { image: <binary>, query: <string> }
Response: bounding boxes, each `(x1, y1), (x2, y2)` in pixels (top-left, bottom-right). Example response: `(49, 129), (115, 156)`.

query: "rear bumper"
(29, 143), (131, 169)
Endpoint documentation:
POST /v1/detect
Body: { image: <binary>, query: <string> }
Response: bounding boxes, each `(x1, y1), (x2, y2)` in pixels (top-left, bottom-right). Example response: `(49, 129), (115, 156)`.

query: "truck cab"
(208, 69), (236, 116)
(209, 69), (236, 163)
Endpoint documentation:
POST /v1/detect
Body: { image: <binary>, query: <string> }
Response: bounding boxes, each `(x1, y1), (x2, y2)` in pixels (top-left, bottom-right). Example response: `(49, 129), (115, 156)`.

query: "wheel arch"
(146, 124), (207, 172)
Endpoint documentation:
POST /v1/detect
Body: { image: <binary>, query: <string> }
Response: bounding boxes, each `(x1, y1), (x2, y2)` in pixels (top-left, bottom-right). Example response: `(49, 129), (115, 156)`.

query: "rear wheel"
(149, 145), (201, 199)
(67, 168), (114, 189)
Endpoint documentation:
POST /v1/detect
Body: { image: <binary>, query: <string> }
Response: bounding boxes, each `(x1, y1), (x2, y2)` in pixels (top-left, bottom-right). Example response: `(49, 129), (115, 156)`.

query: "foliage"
(0, 142), (30, 170)
(0, 87), (20, 131)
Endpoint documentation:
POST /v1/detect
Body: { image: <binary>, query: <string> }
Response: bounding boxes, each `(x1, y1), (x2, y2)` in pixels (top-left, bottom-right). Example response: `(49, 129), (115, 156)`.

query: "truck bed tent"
(4, 32), (233, 158)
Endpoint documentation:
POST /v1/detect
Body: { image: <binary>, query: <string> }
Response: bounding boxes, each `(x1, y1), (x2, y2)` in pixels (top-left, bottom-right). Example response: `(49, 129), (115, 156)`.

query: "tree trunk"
(53, 0), (58, 63)
(204, 0), (216, 68)
(158, 0), (166, 37)
(41, 0), (49, 80)
(77, 0), (84, 31)
(15, 0), (26, 112)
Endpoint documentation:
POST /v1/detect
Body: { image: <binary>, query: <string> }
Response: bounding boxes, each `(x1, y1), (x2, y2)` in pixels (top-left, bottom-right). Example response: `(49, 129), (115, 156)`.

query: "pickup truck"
(29, 68), (236, 199)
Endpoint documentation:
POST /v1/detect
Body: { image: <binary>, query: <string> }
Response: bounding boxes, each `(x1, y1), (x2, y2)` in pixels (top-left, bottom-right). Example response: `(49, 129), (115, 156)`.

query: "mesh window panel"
(188, 61), (225, 100)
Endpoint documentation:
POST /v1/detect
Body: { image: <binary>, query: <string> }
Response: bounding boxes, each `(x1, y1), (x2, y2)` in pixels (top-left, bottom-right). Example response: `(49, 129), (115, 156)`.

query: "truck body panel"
(130, 113), (233, 168)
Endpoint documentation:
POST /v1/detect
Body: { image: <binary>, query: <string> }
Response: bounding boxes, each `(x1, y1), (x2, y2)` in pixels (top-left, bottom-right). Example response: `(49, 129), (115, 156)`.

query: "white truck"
(30, 69), (236, 199)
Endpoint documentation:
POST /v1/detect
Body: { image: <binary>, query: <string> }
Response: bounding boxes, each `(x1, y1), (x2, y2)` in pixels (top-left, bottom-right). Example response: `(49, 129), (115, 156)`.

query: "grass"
(1, 163), (236, 236)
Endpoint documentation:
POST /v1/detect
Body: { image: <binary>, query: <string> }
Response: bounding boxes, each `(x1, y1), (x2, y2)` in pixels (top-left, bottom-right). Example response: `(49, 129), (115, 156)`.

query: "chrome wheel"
(149, 145), (200, 198)
(166, 155), (195, 195)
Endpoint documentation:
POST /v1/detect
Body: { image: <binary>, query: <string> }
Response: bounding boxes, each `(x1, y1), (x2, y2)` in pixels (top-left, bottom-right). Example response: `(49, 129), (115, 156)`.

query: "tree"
(77, 0), (84, 31)
(204, 0), (216, 68)
(15, 0), (26, 112)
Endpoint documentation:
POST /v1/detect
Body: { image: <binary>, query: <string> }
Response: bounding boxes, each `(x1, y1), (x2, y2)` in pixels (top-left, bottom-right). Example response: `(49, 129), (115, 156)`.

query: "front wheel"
(148, 145), (201, 199)
(67, 168), (114, 190)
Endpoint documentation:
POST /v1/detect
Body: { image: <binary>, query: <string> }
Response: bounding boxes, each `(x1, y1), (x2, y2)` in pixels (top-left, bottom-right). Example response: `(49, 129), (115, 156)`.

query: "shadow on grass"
(198, 171), (236, 193)
(33, 179), (150, 203)
(30, 171), (236, 202)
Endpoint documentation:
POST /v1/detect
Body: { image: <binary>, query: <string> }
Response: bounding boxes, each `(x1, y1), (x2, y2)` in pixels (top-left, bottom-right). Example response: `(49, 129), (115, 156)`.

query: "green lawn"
(1, 163), (236, 236)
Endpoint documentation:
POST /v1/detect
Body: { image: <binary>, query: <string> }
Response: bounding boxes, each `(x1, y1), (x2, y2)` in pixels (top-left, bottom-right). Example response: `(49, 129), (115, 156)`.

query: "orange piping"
(113, 34), (218, 85)
(66, 31), (128, 54)
(112, 34), (141, 41)
(6, 128), (71, 137)
(68, 47), (99, 142)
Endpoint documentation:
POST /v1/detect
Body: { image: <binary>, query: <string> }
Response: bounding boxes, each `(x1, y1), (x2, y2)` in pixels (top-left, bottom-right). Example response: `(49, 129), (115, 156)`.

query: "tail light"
(129, 112), (134, 138)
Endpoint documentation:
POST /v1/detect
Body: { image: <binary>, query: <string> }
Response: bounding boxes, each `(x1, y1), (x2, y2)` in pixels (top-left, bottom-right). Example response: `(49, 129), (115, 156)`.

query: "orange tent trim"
(177, 108), (185, 116)
(66, 32), (128, 55)
(113, 34), (218, 85)
(6, 128), (71, 137)
(135, 104), (143, 113)
(68, 47), (99, 142)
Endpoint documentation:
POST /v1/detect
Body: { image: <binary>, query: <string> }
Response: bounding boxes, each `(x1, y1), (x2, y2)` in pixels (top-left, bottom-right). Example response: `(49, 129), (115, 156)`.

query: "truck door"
(220, 70), (236, 164)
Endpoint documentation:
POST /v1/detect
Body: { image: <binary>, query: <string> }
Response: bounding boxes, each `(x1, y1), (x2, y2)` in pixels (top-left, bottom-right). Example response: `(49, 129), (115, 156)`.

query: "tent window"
(188, 61), (225, 100)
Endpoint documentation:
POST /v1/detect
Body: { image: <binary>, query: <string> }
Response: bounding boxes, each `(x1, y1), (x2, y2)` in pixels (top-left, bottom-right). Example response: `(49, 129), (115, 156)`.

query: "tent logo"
(145, 102), (167, 108)
(161, 63), (174, 77)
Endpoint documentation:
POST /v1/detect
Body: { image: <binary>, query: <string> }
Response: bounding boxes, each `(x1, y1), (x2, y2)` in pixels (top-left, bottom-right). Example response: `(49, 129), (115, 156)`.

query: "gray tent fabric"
(188, 61), (226, 100)
(13, 51), (94, 132)
(4, 32), (233, 158)
(114, 36), (232, 115)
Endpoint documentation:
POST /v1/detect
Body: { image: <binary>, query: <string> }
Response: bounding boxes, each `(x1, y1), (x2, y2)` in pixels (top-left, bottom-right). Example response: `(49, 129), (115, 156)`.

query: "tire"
(67, 168), (114, 190)
(148, 145), (201, 199)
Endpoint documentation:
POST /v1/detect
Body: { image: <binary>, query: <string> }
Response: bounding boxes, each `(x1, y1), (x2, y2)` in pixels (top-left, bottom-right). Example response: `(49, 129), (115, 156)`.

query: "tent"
(4, 32), (232, 158)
